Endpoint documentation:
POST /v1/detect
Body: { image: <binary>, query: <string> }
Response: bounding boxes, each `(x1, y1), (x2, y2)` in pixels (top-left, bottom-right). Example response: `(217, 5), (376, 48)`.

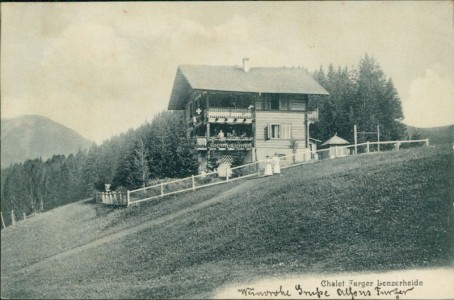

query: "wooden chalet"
(168, 59), (329, 172)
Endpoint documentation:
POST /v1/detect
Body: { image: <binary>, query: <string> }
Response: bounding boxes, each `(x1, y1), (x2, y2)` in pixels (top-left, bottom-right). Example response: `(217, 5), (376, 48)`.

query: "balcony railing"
(207, 108), (253, 122)
(307, 109), (319, 122)
(195, 136), (253, 150)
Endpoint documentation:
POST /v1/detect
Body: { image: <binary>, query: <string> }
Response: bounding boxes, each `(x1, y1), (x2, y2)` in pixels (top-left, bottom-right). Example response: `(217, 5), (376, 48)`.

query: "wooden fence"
(123, 138), (429, 207)
(0, 137), (433, 228)
(95, 191), (128, 206)
(1, 209), (34, 229)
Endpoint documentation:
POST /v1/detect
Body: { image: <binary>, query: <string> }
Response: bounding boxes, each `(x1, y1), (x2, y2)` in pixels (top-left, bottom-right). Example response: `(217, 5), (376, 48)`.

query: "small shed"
(321, 134), (350, 159)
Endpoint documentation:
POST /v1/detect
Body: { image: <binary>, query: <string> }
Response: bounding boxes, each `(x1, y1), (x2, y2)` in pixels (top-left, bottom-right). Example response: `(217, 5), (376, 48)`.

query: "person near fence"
(264, 155), (273, 176)
(272, 153), (281, 176)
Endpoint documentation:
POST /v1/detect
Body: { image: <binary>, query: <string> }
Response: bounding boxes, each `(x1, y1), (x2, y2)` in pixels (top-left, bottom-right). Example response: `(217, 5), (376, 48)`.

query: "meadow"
(1, 146), (453, 299)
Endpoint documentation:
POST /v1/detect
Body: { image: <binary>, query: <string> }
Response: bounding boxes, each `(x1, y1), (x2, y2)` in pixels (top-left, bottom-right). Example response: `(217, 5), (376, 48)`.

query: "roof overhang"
(168, 65), (329, 110)
(168, 67), (192, 110)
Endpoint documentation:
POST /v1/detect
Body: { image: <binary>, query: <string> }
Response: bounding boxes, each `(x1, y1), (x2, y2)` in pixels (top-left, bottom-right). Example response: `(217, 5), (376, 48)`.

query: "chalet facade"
(168, 59), (328, 172)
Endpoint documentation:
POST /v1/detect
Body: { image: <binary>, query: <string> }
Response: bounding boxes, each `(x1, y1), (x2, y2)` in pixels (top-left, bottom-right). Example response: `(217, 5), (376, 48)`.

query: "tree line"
(309, 54), (407, 144)
(1, 111), (198, 227)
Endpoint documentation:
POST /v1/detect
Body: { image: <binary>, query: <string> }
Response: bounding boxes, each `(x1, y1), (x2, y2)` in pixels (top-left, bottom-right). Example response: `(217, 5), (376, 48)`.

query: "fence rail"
(96, 191), (128, 206)
(0, 138), (433, 229)
(123, 138), (429, 206)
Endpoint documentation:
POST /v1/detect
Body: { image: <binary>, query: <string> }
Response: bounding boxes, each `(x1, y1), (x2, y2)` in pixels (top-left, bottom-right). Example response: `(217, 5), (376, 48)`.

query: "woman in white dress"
(264, 155), (273, 176)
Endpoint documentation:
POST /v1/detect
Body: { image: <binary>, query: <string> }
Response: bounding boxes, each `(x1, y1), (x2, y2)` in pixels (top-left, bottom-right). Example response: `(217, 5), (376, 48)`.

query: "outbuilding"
(320, 134), (350, 159)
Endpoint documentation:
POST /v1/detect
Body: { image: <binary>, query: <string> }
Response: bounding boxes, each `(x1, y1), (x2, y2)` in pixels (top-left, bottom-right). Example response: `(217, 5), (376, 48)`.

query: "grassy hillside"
(407, 124), (454, 145)
(1, 146), (453, 299)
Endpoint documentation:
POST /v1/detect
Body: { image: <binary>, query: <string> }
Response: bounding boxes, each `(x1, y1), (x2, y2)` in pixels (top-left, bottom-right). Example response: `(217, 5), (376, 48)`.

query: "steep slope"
(1, 146), (453, 299)
(1, 114), (92, 167)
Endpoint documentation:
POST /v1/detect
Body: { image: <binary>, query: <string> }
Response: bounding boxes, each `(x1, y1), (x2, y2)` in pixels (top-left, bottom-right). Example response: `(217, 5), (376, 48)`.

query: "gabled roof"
(321, 134), (350, 146)
(168, 64), (329, 110)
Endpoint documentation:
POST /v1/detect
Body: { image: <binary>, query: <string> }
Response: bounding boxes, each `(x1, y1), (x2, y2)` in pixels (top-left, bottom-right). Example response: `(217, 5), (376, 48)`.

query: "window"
(266, 123), (292, 139)
(271, 95), (280, 110)
(270, 124), (280, 138)
(261, 94), (294, 110)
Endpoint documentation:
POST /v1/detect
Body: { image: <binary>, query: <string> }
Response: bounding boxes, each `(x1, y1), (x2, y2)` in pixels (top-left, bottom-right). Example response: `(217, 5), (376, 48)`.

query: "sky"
(2, 1), (453, 144)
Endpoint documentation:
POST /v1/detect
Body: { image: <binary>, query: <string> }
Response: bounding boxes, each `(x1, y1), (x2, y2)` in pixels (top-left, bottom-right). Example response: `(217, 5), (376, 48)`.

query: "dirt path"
(12, 179), (257, 276)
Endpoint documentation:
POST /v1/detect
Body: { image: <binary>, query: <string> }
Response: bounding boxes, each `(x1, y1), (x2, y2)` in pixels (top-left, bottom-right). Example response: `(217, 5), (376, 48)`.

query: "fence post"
(127, 190), (131, 207)
(23, 212), (26, 221)
(192, 175), (195, 191)
(426, 138), (429, 146)
(367, 141), (370, 154)
(11, 210), (16, 226)
(161, 183), (164, 197)
(354, 124), (358, 155)
(377, 125), (380, 152)
(1, 212), (6, 229)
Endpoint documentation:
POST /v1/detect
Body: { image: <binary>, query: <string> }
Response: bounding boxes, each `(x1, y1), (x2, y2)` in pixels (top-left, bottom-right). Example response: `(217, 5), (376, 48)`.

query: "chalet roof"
(168, 64), (329, 110)
(321, 134), (350, 146)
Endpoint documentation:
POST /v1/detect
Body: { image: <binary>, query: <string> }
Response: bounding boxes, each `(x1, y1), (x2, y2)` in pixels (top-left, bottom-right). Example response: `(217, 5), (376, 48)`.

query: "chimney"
(242, 58), (250, 72)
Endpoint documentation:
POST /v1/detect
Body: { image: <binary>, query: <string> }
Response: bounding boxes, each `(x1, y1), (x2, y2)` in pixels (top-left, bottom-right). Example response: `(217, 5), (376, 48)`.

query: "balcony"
(206, 108), (253, 124)
(307, 109), (319, 123)
(195, 136), (253, 150)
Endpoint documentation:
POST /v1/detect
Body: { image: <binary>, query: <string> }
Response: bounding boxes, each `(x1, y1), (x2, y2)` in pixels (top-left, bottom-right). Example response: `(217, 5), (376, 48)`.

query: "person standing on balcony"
(218, 129), (225, 141)
(264, 155), (273, 176)
(272, 153), (281, 176)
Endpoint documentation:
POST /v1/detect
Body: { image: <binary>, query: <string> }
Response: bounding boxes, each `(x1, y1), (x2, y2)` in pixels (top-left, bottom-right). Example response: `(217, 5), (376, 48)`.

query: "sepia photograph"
(1, 1), (453, 299)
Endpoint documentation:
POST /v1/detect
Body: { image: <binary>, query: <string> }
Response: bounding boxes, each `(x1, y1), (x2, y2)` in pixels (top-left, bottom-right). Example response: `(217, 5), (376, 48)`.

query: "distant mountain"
(406, 124), (454, 145)
(1, 115), (93, 168)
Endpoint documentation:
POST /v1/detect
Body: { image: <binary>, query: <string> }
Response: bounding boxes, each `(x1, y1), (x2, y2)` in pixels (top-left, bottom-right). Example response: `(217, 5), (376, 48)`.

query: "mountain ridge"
(1, 114), (93, 167)
(406, 123), (454, 145)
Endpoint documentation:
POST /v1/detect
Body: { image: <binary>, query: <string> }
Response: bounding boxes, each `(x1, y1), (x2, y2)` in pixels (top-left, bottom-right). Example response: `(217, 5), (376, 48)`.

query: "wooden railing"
(307, 109), (319, 122)
(195, 136), (253, 150)
(207, 108), (253, 120)
(113, 138), (430, 207)
(95, 191), (128, 206)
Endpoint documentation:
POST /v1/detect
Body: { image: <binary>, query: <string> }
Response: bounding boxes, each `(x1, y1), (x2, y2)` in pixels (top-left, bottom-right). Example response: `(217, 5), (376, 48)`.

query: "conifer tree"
(128, 138), (150, 189)
(312, 54), (406, 144)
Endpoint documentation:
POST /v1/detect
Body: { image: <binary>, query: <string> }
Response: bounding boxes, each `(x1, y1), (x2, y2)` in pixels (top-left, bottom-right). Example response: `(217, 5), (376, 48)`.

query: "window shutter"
(280, 124), (292, 139)
(265, 124), (270, 140)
